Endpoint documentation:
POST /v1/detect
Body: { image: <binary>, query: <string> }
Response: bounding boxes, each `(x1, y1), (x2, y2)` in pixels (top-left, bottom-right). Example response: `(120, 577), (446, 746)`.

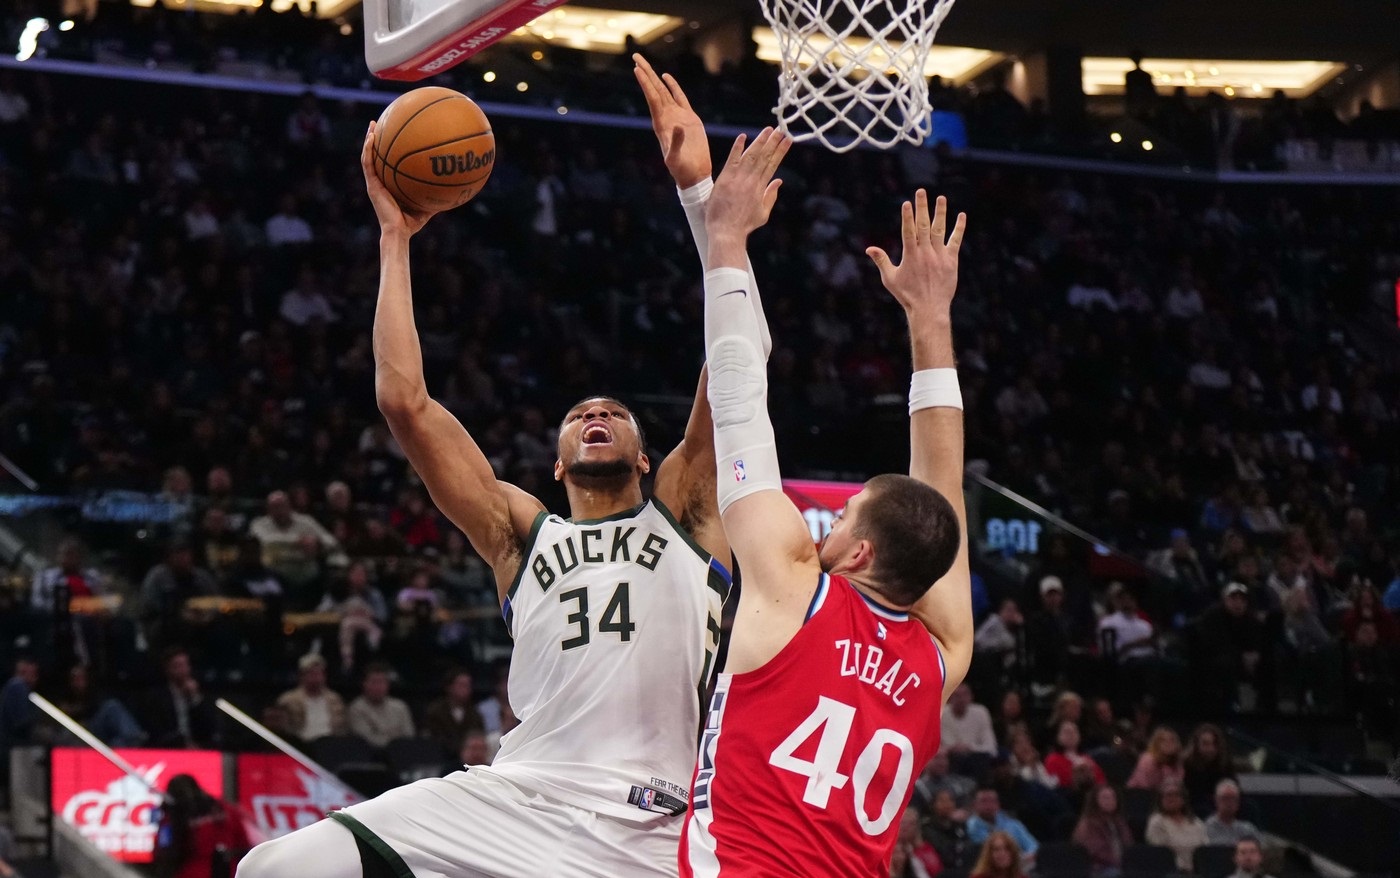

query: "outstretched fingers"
(930, 193), (948, 242)
(914, 189), (932, 245)
(723, 132), (749, 170)
(759, 130), (791, 181)
(661, 71), (693, 110)
(947, 211), (968, 251)
(632, 54), (671, 114)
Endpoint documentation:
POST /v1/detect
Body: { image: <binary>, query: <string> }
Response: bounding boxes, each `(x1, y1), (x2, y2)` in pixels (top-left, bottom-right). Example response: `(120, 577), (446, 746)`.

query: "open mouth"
(582, 423), (613, 445)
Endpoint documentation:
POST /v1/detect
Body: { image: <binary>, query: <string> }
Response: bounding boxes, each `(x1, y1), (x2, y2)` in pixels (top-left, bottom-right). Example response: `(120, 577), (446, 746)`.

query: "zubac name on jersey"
(683, 574), (946, 878)
(530, 525), (669, 592)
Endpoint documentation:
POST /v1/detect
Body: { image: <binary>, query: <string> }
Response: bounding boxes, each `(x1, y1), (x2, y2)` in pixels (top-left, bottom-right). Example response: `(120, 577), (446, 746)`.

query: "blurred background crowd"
(0, 2), (1398, 878)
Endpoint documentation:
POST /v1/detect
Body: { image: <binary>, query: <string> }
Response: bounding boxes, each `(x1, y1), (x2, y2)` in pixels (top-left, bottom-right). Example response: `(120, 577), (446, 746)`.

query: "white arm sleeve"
(680, 180), (772, 359)
(705, 267), (783, 514)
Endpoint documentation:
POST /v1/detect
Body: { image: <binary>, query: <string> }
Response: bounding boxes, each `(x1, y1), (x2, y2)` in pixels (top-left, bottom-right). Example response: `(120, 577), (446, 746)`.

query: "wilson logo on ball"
(429, 149), (495, 177)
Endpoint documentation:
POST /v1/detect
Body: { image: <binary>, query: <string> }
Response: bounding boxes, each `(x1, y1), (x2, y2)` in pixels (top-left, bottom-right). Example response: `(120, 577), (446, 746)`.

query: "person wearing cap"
(1102, 489), (1149, 553)
(1193, 582), (1270, 712)
(1147, 528), (1212, 612)
(1026, 575), (1090, 694)
(276, 654), (347, 742)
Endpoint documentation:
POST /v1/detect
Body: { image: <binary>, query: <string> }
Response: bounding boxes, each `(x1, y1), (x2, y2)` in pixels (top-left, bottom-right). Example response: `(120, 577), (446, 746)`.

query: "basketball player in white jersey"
(237, 86), (768, 878)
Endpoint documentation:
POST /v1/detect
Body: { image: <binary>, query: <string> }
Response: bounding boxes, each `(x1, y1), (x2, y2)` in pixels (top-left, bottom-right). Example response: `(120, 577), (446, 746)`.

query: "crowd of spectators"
(3, 0), (1398, 170)
(877, 683), (1290, 878)
(0, 28), (1397, 872)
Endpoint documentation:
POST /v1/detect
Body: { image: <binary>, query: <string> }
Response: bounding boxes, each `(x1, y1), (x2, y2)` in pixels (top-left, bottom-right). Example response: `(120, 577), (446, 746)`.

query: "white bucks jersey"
(479, 499), (729, 823)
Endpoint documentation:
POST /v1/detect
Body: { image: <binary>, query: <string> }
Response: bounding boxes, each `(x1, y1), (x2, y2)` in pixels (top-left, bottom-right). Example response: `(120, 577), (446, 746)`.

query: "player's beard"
(566, 457), (635, 485)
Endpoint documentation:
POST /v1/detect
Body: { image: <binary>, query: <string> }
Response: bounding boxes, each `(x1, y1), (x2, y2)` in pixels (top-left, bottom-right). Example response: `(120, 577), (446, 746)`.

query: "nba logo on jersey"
(877, 622), (888, 640)
(733, 460), (747, 482)
(639, 788), (656, 810)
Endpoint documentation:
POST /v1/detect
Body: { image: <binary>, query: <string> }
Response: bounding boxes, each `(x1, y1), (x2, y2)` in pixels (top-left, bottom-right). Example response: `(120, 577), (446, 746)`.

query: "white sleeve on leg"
(680, 180), (772, 360)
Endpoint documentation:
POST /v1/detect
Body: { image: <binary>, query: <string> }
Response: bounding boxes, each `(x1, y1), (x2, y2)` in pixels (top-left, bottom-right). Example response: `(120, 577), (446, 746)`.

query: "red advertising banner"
(237, 754), (361, 839)
(783, 478), (862, 543)
(51, 748), (224, 863)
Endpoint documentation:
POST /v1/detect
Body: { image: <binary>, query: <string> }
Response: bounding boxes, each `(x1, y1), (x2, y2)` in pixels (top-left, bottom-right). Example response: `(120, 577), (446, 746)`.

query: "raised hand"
(866, 190), (966, 317)
(706, 128), (792, 241)
(633, 54), (711, 188)
(361, 121), (435, 238)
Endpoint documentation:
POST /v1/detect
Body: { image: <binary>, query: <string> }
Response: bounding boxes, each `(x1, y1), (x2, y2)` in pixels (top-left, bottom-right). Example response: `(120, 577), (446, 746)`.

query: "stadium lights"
(59, 20), (75, 31)
(1082, 57), (1344, 98)
(508, 8), (683, 53)
(753, 28), (1001, 84)
(483, 71), (497, 83)
(1142, 140), (1154, 151)
(1110, 132), (1122, 143)
(16, 18), (48, 62)
(126, 0), (358, 18)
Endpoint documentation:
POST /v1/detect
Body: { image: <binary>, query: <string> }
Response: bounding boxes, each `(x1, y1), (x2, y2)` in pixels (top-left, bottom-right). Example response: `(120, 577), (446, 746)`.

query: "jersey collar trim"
(804, 573), (830, 621)
(567, 500), (648, 525)
(858, 590), (911, 621)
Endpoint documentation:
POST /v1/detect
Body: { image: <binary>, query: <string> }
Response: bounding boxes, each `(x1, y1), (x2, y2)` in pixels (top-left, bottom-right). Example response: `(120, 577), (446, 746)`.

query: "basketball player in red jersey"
(681, 128), (973, 877)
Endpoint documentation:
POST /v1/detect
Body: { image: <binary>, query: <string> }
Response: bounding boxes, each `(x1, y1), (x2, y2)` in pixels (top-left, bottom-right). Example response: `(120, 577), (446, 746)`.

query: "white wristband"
(909, 368), (962, 414)
(678, 178), (714, 207)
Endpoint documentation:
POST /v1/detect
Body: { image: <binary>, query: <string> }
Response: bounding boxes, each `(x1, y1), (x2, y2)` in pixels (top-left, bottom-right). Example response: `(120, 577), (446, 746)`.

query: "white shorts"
(330, 769), (682, 878)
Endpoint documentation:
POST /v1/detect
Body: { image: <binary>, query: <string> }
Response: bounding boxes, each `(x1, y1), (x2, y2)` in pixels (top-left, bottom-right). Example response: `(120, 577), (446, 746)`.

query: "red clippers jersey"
(682, 574), (946, 878)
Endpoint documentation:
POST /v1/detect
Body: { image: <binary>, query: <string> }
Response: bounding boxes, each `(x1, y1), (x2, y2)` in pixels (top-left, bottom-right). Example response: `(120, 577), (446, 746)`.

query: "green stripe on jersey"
(505, 510), (551, 602)
(328, 811), (416, 878)
(651, 496), (712, 565)
(707, 563), (729, 599)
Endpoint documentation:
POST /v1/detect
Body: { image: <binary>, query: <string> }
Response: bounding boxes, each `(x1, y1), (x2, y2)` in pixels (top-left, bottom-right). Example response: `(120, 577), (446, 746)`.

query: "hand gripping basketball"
(362, 122), (436, 238)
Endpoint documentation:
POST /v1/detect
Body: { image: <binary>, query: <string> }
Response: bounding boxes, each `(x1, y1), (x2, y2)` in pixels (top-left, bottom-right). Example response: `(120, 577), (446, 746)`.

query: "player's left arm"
(701, 132), (823, 629)
(652, 365), (730, 567)
(867, 191), (974, 699)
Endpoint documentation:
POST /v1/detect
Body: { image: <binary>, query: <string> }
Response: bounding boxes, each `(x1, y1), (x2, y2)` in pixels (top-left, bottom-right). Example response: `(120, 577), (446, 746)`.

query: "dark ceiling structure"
(638, 0), (1397, 63)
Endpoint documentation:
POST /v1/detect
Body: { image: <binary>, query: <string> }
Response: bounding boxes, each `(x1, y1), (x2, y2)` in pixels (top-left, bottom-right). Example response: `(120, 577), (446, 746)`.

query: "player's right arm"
(701, 130), (821, 671)
(867, 192), (973, 697)
(362, 125), (544, 601)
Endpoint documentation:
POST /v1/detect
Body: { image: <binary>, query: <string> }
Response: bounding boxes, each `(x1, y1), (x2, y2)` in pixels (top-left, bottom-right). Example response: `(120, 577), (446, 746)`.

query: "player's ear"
(853, 538), (876, 573)
(637, 452), (651, 475)
(553, 458), (564, 482)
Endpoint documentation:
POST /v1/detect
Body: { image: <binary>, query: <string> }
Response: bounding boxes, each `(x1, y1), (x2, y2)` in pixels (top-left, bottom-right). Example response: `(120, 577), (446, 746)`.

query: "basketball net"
(760, 0), (959, 153)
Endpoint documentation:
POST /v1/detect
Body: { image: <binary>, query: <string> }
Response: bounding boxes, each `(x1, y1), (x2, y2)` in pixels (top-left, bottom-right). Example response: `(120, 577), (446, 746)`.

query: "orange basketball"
(372, 87), (496, 214)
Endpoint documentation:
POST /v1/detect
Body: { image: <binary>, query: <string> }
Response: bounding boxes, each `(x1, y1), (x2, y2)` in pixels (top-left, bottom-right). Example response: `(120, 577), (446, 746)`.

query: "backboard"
(364, 0), (570, 81)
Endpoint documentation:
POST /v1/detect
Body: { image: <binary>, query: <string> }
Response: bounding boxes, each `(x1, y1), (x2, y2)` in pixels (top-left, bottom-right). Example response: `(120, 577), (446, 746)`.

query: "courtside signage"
(237, 754), (361, 839)
(50, 748), (223, 863)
